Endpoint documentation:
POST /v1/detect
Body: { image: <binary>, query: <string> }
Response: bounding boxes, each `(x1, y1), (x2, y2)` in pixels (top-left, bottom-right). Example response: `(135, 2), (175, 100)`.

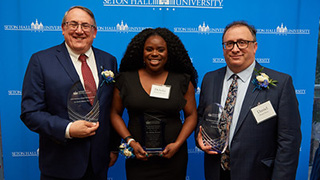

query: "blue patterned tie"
(220, 74), (238, 170)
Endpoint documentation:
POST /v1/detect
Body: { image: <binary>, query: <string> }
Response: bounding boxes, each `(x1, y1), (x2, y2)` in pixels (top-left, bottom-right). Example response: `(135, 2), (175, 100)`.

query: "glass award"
(141, 113), (165, 155)
(67, 81), (99, 122)
(200, 103), (228, 153)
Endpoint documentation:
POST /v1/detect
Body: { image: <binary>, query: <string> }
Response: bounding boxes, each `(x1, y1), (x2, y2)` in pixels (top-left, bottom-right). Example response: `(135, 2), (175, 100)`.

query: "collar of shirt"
(225, 61), (256, 83)
(65, 43), (94, 61)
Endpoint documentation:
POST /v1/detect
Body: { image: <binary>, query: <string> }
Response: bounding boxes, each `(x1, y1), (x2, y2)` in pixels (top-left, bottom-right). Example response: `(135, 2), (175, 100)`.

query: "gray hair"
(61, 6), (97, 28)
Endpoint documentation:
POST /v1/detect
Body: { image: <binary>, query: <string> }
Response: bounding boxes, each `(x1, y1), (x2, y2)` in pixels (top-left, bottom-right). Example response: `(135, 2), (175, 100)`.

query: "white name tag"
(150, 84), (171, 99)
(251, 100), (277, 124)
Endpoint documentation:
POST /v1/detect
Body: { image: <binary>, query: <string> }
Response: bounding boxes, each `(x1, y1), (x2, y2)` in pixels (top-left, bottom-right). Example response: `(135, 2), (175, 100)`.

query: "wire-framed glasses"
(64, 21), (96, 32)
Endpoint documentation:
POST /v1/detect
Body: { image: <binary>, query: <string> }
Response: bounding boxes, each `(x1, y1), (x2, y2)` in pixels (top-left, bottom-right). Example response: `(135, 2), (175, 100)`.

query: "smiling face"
(223, 25), (257, 73)
(143, 35), (168, 74)
(62, 8), (97, 54)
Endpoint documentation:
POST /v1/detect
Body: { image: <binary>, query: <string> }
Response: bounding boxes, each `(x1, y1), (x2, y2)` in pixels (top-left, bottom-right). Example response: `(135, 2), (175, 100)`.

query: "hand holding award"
(200, 103), (229, 154)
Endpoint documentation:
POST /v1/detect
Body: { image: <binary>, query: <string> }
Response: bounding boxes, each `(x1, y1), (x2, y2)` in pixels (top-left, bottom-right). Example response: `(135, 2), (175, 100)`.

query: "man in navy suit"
(196, 21), (301, 180)
(21, 6), (119, 180)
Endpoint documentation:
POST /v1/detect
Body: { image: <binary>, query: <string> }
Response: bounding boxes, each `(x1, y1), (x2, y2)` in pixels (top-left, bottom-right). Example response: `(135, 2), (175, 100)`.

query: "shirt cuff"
(65, 122), (73, 139)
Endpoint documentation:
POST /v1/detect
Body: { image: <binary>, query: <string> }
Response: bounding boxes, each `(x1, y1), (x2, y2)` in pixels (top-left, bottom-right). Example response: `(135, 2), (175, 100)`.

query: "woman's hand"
(160, 142), (181, 159)
(130, 141), (148, 161)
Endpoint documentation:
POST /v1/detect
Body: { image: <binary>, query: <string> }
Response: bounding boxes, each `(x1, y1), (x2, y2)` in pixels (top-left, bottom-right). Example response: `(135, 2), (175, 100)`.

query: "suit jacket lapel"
(56, 43), (93, 108)
(214, 68), (226, 104)
(56, 43), (80, 84)
(92, 47), (104, 97)
(233, 63), (262, 135)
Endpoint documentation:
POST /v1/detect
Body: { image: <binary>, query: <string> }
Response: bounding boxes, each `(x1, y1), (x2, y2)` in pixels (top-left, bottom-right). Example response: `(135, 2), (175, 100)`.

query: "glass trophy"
(67, 81), (99, 122)
(200, 103), (228, 153)
(141, 113), (165, 155)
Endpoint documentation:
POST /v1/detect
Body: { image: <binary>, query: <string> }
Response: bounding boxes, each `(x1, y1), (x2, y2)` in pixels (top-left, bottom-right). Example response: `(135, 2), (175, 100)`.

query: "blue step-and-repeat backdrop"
(0, 0), (319, 179)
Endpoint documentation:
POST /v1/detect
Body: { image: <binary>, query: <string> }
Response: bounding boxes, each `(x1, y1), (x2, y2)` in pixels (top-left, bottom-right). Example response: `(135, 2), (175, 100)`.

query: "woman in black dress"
(110, 27), (198, 180)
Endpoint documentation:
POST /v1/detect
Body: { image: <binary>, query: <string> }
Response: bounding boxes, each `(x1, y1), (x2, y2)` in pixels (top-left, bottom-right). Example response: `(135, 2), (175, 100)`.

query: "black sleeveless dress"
(115, 70), (190, 180)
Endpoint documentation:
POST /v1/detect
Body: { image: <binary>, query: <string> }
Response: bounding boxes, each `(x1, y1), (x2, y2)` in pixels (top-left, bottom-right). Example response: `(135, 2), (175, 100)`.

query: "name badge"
(150, 84), (171, 99)
(251, 100), (277, 124)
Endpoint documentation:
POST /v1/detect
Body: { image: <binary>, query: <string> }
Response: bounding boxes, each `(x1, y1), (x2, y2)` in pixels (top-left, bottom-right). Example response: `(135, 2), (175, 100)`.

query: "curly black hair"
(119, 27), (198, 88)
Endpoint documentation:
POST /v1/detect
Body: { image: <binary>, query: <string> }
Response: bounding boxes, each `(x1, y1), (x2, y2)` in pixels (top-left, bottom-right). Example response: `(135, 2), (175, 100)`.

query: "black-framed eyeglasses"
(222, 40), (256, 50)
(64, 21), (96, 32)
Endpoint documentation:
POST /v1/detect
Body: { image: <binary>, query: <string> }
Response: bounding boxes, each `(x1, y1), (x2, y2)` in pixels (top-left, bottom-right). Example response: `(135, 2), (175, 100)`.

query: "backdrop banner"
(0, 0), (319, 179)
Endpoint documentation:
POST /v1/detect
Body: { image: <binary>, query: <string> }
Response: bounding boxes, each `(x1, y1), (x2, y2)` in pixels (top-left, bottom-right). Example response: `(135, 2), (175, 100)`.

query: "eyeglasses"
(222, 40), (256, 50)
(64, 21), (96, 32)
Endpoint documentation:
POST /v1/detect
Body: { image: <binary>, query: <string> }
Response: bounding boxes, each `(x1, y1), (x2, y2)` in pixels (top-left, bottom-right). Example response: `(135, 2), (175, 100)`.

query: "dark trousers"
(220, 166), (231, 180)
(41, 162), (107, 180)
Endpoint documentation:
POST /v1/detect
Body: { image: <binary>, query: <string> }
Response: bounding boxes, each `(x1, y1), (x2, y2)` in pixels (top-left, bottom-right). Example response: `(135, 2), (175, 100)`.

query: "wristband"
(127, 138), (136, 146)
(124, 136), (133, 142)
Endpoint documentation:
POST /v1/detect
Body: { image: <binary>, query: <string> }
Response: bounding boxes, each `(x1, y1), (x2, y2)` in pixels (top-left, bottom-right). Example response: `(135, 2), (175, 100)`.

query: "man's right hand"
(69, 120), (99, 138)
(197, 126), (218, 155)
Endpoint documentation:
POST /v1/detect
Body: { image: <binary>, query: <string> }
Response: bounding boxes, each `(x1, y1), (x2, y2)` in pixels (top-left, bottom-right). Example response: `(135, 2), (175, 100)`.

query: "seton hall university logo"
(31, 19), (44, 31)
(103, 0), (223, 9)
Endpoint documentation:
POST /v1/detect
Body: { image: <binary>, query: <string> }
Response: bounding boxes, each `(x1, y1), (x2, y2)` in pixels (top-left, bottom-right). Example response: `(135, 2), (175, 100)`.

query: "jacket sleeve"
(20, 53), (70, 143)
(272, 75), (302, 179)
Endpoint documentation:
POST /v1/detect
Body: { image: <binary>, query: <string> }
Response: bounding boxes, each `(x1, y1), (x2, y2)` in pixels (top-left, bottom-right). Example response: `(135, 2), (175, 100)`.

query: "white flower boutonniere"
(252, 67), (277, 92)
(100, 69), (115, 87)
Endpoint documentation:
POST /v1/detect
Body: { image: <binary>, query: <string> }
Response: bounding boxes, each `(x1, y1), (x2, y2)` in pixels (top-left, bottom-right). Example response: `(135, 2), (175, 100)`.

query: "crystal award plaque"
(141, 113), (165, 154)
(200, 103), (228, 153)
(67, 81), (99, 122)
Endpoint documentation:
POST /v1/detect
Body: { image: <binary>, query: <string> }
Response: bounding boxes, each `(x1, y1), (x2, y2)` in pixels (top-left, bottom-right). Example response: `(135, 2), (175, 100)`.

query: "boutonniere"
(119, 143), (135, 159)
(100, 67), (115, 87)
(252, 67), (277, 92)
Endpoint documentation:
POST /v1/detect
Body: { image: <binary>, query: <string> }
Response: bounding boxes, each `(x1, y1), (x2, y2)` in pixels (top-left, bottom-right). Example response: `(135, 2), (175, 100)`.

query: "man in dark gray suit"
(196, 21), (301, 180)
